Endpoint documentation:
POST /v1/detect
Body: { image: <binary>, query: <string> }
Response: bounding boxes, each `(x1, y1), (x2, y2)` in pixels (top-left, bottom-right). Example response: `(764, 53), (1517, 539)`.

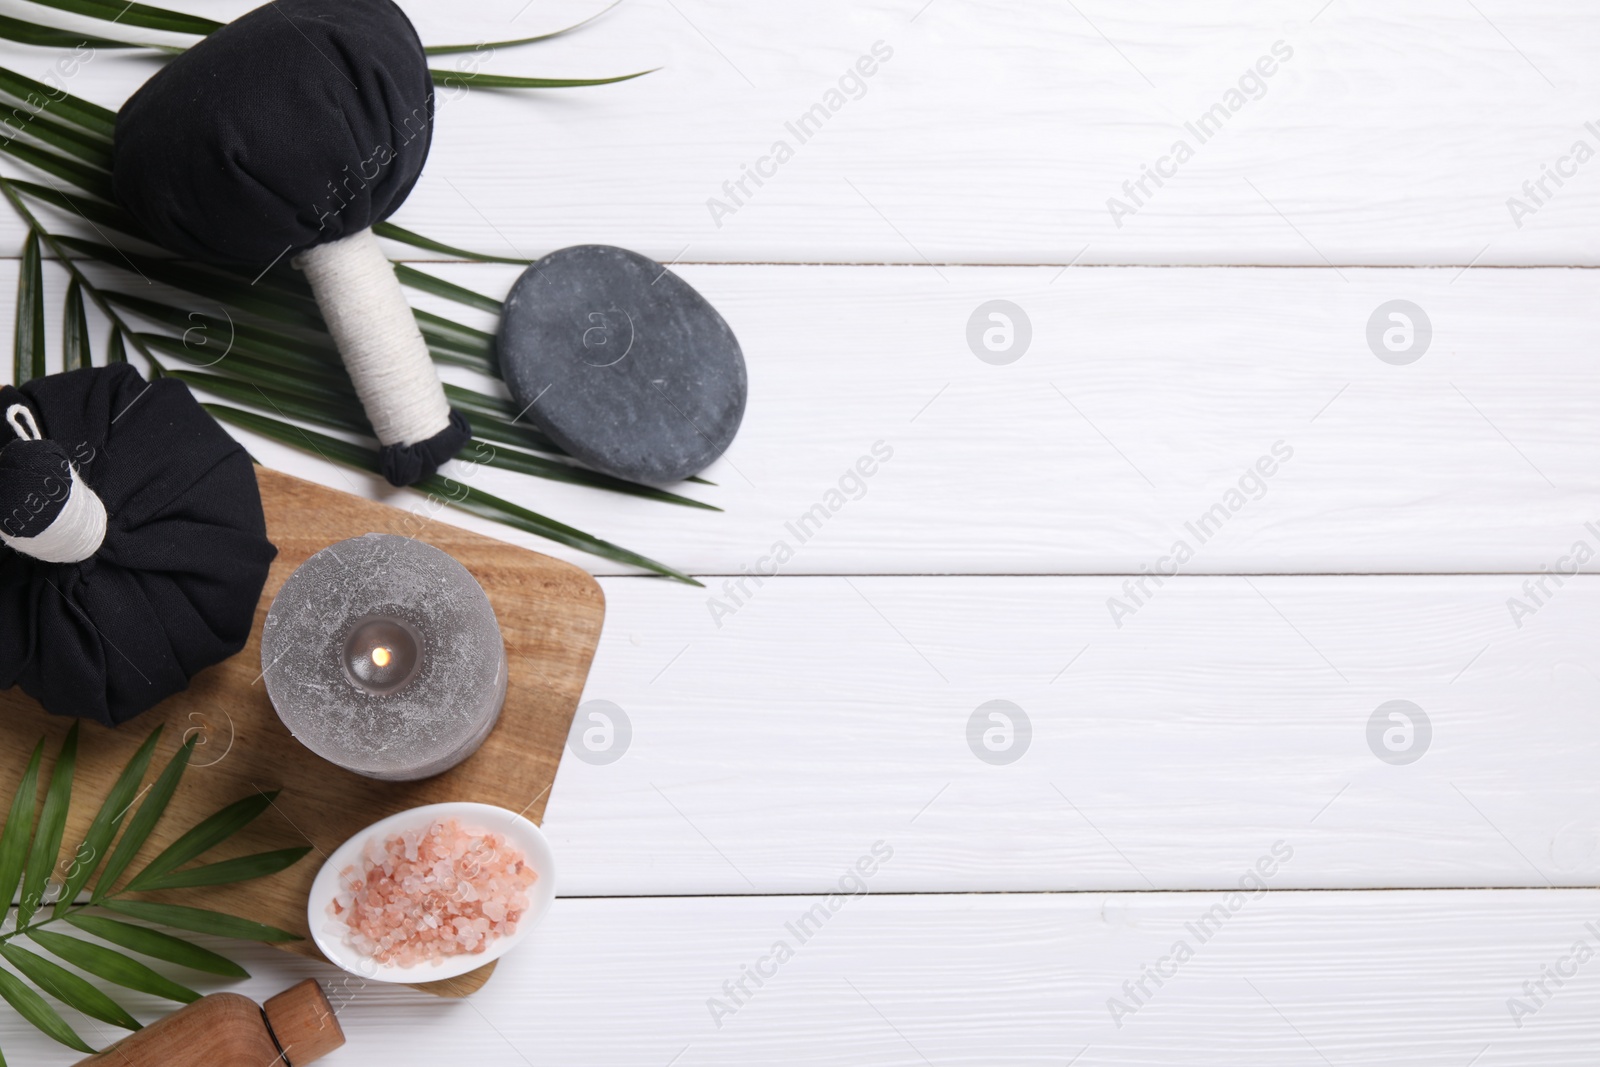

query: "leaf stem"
(6, 887), (139, 945)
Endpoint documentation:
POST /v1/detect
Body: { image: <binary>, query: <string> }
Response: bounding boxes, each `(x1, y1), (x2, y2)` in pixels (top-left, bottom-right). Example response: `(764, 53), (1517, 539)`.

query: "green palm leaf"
(90, 737), (195, 901)
(424, 1), (621, 54)
(62, 277), (88, 368)
(431, 69), (655, 89)
(0, 184), (164, 369)
(105, 324), (126, 363)
(178, 366), (717, 508)
(0, 722), (309, 1050)
(63, 915), (248, 978)
(0, 136), (113, 200)
(124, 791), (277, 891)
(0, 13), (143, 49)
(395, 263), (504, 313)
(373, 221), (526, 264)
(106, 291), (337, 360)
(9, 179), (144, 240)
(126, 847), (311, 892)
(28, 930), (198, 1005)
(0, 742), (44, 913)
(17, 723), (77, 929)
(463, 413), (562, 456)
(138, 332), (346, 393)
(54, 727), (162, 918)
(415, 307), (496, 356)
(168, 371), (363, 433)
(482, 437), (721, 509)
(430, 467), (703, 582)
(441, 388), (553, 433)
(13, 230), (43, 383)
(0, 108), (112, 168)
(0, 943), (140, 1031)
(0, 66), (115, 139)
(205, 404), (701, 583)
(17, 0), (220, 35)
(59, 238), (325, 327)
(97, 900), (299, 943)
(0, 965), (91, 1052)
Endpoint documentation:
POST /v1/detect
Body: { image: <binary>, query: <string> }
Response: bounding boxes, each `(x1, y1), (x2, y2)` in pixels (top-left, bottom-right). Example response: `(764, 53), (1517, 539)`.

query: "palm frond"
(0, 1), (701, 577)
(16, 0), (219, 36)
(0, 728), (311, 1054)
(0, 743), (45, 912)
(0, 965), (92, 1053)
(0, 943), (140, 1030)
(373, 221), (527, 265)
(0, 137), (113, 200)
(13, 0), (641, 84)
(16, 723), (77, 929)
(6, 196), (712, 570)
(395, 263), (504, 313)
(28, 930), (200, 1006)
(0, 108), (112, 168)
(0, 13), (144, 49)
(88, 737), (195, 902)
(96, 900), (298, 943)
(431, 68), (655, 89)
(424, 0), (623, 55)
(0, 66), (115, 138)
(205, 404), (703, 584)
(52, 728), (161, 917)
(63, 914), (248, 977)
(123, 791), (278, 891)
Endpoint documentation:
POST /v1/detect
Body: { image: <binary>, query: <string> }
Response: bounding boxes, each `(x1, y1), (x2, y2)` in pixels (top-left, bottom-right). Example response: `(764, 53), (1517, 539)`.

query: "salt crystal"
(330, 817), (537, 967)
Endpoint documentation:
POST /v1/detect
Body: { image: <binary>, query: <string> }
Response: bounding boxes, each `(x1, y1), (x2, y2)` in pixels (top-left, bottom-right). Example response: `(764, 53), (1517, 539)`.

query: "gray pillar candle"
(261, 534), (507, 781)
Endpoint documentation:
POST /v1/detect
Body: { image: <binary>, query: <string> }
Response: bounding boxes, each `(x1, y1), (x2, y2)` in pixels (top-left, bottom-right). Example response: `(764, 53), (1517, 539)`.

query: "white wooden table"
(6, 0), (1600, 1062)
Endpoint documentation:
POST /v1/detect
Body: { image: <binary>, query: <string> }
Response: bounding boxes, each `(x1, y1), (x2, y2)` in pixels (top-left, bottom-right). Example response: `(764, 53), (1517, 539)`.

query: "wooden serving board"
(0, 468), (606, 997)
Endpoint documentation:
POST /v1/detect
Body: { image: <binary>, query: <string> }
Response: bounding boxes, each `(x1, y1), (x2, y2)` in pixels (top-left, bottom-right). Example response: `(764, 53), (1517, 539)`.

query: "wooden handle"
(72, 994), (279, 1066)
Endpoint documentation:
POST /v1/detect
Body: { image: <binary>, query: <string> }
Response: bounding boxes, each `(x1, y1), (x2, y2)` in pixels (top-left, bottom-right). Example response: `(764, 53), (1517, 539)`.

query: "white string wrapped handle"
(0, 402), (107, 565)
(294, 227), (454, 450)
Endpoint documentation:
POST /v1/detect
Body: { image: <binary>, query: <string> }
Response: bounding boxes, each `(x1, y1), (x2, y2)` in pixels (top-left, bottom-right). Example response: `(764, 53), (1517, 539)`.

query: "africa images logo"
(706, 41), (894, 228)
(1106, 842), (1294, 1028)
(706, 842), (894, 1029)
(1106, 41), (1295, 228)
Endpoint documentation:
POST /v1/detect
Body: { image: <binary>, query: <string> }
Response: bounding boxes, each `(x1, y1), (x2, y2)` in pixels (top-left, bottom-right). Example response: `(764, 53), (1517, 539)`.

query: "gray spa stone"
(497, 245), (747, 486)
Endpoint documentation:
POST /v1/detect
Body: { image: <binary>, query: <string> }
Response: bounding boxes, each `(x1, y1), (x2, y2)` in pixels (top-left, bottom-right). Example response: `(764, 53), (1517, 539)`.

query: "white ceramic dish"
(307, 801), (556, 983)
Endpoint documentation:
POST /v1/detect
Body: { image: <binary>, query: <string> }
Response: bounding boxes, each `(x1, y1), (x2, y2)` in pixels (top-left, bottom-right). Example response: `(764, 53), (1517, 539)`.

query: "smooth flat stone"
(497, 245), (747, 486)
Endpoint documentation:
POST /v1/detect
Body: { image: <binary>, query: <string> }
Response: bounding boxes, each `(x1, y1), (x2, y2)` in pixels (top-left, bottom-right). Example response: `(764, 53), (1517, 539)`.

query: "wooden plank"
(545, 574), (1600, 894)
(8, 890), (1599, 1065)
(1, 0), (1594, 264)
(5, 260), (1599, 577)
(220, 262), (1600, 576)
(0, 469), (604, 996)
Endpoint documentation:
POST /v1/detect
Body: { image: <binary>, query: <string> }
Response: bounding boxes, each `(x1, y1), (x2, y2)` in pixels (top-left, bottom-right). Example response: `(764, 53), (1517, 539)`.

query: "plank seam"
(553, 886), (1600, 900)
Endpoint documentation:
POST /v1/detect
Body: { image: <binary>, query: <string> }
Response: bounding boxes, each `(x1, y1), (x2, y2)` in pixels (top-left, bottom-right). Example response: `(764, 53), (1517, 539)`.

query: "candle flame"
(371, 646), (393, 668)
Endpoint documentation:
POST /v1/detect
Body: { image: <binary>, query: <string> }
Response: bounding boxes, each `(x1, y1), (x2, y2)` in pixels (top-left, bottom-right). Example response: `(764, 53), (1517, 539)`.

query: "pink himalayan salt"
(328, 817), (537, 968)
